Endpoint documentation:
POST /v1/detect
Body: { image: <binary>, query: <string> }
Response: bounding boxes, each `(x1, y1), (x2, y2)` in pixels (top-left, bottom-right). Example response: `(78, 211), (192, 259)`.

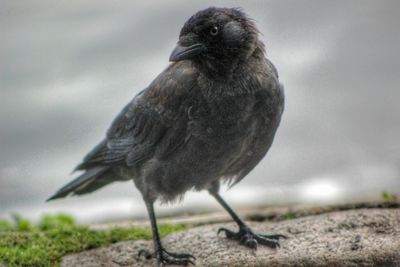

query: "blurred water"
(1, 1), (400, 223)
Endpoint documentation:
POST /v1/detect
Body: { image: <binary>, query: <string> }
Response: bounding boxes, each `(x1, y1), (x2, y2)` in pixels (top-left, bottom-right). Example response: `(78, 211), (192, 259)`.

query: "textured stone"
(62, 208), (400, 267)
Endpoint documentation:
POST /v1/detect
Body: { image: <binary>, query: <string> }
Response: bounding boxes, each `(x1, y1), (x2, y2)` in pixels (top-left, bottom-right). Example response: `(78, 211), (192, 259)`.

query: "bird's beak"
(169, 42), (205, 62)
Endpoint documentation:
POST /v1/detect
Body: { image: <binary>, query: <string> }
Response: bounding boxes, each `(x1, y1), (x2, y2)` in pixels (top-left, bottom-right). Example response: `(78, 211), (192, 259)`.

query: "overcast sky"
(1, 0), (399, 222)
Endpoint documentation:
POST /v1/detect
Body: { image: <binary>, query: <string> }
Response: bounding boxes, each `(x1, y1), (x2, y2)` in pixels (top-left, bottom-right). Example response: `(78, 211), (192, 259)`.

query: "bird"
(48, 7), (285, 267)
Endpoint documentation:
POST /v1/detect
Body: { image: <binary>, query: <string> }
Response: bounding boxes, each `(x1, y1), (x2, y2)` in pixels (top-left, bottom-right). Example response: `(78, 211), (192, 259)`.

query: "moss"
(381, 191), (398, 202)
(0, 214), (188, 267)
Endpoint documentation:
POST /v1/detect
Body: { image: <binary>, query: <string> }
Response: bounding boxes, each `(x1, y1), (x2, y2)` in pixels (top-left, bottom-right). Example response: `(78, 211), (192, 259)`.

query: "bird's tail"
(47, 166), (113, 201)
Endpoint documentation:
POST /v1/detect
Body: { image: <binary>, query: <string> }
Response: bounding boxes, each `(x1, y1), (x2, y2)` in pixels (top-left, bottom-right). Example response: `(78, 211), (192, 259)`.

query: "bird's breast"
(189, 94), (257, 137)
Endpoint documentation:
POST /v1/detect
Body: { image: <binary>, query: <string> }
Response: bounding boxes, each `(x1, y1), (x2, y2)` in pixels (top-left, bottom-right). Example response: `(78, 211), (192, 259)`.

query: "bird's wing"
(75, 61), (199, 171)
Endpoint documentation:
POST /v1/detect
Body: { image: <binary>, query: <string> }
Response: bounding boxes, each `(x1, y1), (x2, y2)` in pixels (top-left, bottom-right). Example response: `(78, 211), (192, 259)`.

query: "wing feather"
(75, 61), (199, 171)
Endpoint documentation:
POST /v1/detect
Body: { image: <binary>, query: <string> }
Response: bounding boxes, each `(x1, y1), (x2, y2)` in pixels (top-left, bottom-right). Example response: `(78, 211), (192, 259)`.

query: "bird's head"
(169, 7), (264, 76)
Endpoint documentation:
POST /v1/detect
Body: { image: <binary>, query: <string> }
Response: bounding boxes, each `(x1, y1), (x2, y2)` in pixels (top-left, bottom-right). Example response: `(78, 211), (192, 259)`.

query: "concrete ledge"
(62, 208), (400, 267)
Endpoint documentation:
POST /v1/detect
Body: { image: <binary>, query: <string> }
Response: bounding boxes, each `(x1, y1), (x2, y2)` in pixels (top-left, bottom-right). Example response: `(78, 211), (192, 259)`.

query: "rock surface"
(62, 208), (400, 267)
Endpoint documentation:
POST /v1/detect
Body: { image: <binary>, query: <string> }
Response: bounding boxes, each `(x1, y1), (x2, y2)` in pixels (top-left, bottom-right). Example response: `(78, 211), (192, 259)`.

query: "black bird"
(48, 7), (285, 266)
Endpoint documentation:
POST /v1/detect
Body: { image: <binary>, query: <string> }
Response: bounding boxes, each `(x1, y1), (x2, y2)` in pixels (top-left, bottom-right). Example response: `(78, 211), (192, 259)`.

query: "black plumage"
(48, 7), (285, 266)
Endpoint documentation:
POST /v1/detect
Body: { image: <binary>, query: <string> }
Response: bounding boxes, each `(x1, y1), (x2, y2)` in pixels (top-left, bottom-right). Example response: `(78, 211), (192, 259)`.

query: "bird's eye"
(210, 26), (218, 36)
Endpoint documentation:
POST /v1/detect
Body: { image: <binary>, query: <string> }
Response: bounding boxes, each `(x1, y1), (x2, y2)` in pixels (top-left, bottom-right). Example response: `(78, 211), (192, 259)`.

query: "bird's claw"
(217, 226), (286, 249)
(138, 249), (153, 259)
(218, 227), (236, 238)
(261, 233), (288, 240)
(139, 247), (195, 266)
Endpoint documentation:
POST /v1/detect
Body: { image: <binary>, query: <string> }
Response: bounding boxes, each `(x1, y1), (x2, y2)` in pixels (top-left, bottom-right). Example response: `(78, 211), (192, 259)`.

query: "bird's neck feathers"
(195, 39), (266, 80)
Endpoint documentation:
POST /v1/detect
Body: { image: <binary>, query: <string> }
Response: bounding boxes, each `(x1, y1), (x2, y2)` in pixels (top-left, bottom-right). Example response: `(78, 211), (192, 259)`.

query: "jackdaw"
(48, 7), (285, 266)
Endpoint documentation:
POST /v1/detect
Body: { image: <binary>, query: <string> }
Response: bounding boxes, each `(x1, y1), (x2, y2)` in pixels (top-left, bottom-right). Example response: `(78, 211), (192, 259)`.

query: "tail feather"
(47, 166), (109, 201)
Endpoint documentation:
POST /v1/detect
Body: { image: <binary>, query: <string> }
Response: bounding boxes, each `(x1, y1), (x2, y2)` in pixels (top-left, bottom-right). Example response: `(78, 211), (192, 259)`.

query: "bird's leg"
(138, 199), (195, 267)
(209, 191), (287, 249)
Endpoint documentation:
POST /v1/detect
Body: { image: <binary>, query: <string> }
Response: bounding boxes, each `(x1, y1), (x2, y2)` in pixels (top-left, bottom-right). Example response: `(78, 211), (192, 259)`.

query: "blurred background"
(1, 0), (399, 223)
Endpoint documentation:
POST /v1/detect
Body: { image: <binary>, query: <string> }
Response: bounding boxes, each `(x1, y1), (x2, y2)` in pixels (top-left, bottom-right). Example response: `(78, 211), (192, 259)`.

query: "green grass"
(0, 214), (188, 267)
(382, 191), (398, 202)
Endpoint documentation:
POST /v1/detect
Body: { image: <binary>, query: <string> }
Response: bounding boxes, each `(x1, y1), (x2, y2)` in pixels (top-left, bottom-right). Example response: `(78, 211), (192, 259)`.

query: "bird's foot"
(218, 226), (287, 249)
(139, 247), (195, 266)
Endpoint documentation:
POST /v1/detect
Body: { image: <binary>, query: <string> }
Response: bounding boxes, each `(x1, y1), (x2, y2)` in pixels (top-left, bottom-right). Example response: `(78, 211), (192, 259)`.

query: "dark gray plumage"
(48, 7), (285, 266)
